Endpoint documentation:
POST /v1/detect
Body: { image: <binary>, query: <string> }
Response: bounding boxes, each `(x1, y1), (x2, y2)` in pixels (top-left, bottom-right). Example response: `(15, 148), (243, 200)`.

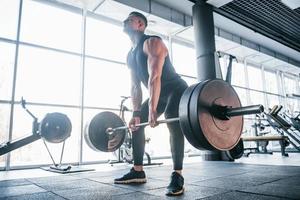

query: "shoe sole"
(166, 187), (185, 196)
(114, 178), (147, 184)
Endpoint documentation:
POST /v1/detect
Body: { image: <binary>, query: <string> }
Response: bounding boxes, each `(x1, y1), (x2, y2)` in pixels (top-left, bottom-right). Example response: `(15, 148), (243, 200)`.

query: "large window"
(231, 61), (246, 87)
(249, 91), (264, 106)
(172, 42), (197, 77)
(264, 70), (278, 94)
(84, 58), (131, 109)
(86, 16), (131, 62)
(10, 105), (81, 166)
(284, 75), (298, 113)
(0, 42), (15, 100)
(247, 65), (263, 91)
(284, 75), (297, 95)
(0, 0), (19, 40)
(20, 0), (82, 52)
(234, 87), (248, 106)
(16, 45), (81, 105)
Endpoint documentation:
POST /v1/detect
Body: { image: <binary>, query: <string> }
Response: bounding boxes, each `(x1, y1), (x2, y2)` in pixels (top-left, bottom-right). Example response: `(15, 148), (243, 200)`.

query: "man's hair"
(129, 11), (148, 27)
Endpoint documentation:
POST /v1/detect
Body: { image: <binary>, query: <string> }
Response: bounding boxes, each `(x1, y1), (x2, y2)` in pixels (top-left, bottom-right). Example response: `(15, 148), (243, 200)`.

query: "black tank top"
(127, 34), (183, 96)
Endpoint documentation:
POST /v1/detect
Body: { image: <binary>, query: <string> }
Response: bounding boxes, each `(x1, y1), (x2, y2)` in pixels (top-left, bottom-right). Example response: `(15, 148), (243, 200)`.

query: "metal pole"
(6, 0), (23, 170)
(192, 1), (216, 81)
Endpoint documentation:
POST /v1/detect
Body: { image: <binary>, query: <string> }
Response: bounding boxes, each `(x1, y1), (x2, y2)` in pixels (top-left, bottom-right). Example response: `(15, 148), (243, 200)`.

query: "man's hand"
(129, 117), (141, 132)
(149, 110), (158, 128)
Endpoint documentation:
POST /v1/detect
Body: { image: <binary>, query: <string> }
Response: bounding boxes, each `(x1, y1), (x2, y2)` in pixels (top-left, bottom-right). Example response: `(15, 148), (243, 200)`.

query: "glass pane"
(267, 94), (279, 110)
(84, 58), (131, 108)
(264, 70), (278, 94)
(0, 42), (15, 100)
(231, 61), (246, 87)
(233, 87), (248, 106)
(16, 45), (81, 105)
(172, 42), (197, 77)
(21, 0), (81, 52)
(247, 65), (263, 91)
(145, 121), (171, 158)
(249, 91), (264, 105)
(0, 0), (19, 40)
(10, 105), (80, 166)
(0, 104), (11, 167)
(86, 17), (130, 62)
(284, 76), (296, 95)
(286, 97), (298, 114)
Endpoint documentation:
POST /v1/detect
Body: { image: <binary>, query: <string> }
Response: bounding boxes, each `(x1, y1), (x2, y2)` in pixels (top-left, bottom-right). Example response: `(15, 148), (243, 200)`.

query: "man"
(114, 11), (188, 196)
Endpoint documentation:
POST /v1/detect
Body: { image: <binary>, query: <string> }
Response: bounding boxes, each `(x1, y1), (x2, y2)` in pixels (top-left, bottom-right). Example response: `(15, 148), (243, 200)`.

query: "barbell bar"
(106, 104), (263, 134)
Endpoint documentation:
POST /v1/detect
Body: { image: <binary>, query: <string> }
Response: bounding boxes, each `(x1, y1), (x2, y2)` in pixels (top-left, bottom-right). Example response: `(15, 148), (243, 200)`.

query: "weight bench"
(242, 135), (289, 157)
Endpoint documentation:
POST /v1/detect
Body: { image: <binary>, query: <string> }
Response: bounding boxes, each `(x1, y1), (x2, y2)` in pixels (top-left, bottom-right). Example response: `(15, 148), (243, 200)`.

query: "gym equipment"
(85, 79), (264, 152)
(0, 98), (93, 173)
(265, 105), (300, 152)
(243, 135), (289, 157)
(0, 98), (72, 156)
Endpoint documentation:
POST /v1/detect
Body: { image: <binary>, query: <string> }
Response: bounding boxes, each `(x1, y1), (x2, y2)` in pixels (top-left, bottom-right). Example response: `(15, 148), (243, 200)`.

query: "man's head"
(123, 11), (148, 35)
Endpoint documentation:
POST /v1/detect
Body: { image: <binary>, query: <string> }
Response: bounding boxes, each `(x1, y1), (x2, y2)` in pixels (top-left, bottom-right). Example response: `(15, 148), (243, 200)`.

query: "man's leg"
(132, 100), (149, 171)
(114, 100), (154, 184)
(114, 100), (149, 184)
(164, 83), (187, 196)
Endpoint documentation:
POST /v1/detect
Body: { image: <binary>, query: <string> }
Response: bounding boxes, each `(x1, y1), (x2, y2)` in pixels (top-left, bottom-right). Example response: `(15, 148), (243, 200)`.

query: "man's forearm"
(148, 76), (161, 113)
(131, 85), (142, 111)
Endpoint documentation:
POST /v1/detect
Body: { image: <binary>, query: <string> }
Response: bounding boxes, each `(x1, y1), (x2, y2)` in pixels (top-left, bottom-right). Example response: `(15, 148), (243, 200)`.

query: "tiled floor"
(0, 153), (299, 199)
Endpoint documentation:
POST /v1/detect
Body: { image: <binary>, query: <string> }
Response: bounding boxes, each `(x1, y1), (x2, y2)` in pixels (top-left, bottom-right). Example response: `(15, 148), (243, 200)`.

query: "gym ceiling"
(52, 0), (300, 74)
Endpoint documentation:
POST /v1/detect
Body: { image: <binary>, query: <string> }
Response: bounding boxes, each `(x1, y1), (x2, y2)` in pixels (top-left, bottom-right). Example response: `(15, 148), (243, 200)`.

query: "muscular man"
(114, 11), (188, 196)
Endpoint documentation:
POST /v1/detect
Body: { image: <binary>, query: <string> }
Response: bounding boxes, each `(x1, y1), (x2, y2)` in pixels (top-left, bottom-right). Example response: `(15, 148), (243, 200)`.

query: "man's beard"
(123, 27), (139, 36)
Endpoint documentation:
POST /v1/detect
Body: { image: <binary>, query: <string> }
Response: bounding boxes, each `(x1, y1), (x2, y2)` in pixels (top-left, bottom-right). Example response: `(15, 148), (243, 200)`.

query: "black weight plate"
(40, 112), (72, 143)
(85, 111), (126, 152)
(225, 139), (244, 160)
(179, 83), (204, 149)
(189, 80), (215, 150)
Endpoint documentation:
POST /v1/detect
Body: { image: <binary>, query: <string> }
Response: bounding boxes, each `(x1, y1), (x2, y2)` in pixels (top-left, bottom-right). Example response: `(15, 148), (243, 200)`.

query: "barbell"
(85, 79), (264, 152)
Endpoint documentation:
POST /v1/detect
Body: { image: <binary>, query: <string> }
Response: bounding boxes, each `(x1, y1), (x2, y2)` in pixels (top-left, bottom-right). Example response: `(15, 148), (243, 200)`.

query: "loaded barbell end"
(211, 104), (264, 120)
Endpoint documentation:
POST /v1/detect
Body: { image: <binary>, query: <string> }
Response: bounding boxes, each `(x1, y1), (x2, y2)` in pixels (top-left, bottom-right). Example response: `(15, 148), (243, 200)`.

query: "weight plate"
(85, 111), (126, 152)
(225, 139), (244, 160)
(179, 83), (204, 149)
(189, 79), (243, 151)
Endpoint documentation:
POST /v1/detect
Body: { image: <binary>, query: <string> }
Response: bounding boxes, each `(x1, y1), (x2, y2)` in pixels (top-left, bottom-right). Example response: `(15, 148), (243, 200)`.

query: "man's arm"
(130, 69), (142, 112)
(143, 37), (168, 126)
